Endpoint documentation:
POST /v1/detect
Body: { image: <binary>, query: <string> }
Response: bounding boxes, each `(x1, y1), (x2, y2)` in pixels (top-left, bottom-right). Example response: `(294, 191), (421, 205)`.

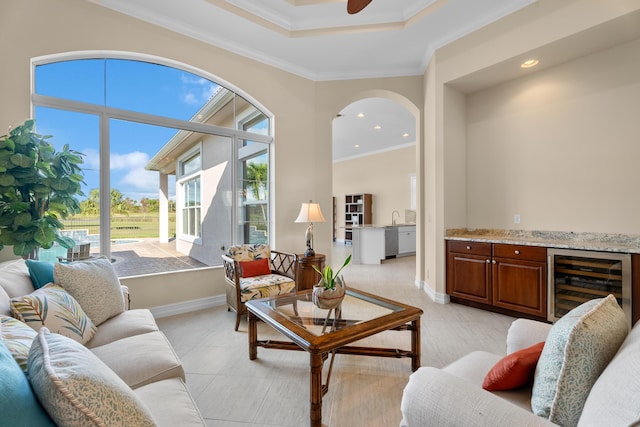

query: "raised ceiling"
(89, 0), (537, 81)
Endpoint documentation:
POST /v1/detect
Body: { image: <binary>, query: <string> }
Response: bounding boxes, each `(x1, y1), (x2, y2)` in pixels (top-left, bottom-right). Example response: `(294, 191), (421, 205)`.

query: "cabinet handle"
(492, 260), (496, 264)
(514, 250), (520, 255)
(466, 245), (471, 250)
(486, 259), (490, 263)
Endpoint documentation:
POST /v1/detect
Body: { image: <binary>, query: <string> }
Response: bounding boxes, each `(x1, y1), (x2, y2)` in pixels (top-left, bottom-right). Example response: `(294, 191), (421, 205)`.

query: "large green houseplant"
(0, 119), (85, 259)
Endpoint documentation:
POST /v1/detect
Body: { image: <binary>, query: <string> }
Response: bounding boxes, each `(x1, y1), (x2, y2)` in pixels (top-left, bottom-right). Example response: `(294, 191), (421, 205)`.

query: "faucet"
(392, 210), (400, 225)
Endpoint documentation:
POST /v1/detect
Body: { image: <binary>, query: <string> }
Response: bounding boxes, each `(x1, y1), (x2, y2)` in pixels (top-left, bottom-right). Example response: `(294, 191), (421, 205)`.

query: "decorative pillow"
(240, 258), (271, 278)
(54, 256), (124, 326)
(10, 284), (96, 345)
(482, 341), (545, 391)
(227, 244), (270, 261)
(28, 328), (156, 427)
(0, 340), (54, 426)
(531, 295), (628, 427)
(0, 314), (37, 372)
(26, 259), (55, 289)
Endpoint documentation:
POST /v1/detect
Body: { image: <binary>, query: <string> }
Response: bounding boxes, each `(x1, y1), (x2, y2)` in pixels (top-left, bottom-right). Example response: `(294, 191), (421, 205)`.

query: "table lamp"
(294, 201), (326, 257)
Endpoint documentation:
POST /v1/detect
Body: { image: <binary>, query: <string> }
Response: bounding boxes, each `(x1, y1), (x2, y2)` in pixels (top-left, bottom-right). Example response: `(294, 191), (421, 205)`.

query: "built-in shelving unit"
(344, 193), (372, 244)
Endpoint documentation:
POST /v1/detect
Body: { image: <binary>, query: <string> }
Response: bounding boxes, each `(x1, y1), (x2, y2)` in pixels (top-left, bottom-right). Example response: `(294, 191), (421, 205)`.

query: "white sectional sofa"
(0, 257), (205, 426)
(400, 295), (640, 427)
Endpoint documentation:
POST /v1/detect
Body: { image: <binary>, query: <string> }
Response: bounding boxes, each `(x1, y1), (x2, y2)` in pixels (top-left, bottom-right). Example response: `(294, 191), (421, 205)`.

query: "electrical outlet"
(514, 214), (521, 224)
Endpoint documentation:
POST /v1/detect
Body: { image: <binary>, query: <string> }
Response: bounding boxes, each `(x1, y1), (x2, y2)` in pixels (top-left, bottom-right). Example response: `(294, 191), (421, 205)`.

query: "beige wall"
(333, 145), (416, 241)
(423, 0), (640, 300)
(0, 0), (423, 307)
(466, 38), (640, 233)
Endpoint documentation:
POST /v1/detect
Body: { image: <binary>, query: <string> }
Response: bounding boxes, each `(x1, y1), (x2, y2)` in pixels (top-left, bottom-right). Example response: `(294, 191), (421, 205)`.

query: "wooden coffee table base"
(248, 311), (421, 427)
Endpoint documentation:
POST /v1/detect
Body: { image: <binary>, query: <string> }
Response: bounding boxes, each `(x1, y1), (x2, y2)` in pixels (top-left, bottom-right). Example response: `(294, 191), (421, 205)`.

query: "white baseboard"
(417, 279), (450, 304)
(150, 295), (226, 319)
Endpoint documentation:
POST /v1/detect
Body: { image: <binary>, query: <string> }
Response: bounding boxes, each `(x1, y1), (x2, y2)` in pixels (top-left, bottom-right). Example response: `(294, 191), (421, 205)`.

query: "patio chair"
(57, 243), (92, 263)
(222, 244), (297, 331)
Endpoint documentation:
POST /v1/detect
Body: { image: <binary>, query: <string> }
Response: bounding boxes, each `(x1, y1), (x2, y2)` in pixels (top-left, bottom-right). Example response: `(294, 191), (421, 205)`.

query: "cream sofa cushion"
(135, 377), (206, 427)
(578, 321), (640, 426)
(0, 259), (34, 298)
(86, 308), (159, 348)
(91, 330), (184, 389)
(0, 286), (11, 317)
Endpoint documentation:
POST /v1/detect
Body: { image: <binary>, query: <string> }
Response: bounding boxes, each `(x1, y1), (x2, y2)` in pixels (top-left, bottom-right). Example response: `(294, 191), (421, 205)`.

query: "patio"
(109, 238), (208, 277)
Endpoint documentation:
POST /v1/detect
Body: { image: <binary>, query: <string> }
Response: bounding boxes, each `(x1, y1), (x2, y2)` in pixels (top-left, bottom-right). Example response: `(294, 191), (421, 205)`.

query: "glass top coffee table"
(246, 287), (423, 427)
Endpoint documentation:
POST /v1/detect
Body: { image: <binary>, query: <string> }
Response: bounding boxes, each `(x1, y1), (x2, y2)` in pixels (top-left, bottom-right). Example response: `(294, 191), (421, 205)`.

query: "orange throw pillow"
(482, 341), (545, 391)
(239, 258), (271, 278)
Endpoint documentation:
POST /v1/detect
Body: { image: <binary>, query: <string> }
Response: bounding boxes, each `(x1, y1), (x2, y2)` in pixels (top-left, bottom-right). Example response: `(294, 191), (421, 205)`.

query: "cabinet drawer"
(447, 241), (491, 256)
(493, 244), (546, 262)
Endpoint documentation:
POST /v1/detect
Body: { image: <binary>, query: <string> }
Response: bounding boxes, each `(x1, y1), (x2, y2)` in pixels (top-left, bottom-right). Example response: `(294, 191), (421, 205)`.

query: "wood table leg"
(310, 352), (323, 427)
(248, 311), (258, 360)
(411, 317), (421, 371)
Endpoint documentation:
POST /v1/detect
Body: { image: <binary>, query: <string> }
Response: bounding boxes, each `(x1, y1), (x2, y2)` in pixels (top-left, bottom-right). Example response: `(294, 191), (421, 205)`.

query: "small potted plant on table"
(311, 254), (351, 309)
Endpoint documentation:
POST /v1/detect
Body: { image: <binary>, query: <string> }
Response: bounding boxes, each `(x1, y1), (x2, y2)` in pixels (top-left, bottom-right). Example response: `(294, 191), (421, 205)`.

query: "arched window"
(32, 54), (272, 273)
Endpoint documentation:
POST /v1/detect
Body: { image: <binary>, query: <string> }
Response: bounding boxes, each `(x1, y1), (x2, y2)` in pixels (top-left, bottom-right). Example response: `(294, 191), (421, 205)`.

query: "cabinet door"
(492, 258), (547, 318)
(447, 251), (492, 304)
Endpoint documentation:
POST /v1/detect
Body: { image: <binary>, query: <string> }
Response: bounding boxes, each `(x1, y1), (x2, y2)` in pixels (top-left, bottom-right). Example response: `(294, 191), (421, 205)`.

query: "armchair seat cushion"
(240, 274), (296, 302)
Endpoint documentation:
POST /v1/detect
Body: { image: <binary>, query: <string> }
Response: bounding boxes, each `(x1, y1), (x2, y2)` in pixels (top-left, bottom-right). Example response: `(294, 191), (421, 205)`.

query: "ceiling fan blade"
(347, 0), (373, 14)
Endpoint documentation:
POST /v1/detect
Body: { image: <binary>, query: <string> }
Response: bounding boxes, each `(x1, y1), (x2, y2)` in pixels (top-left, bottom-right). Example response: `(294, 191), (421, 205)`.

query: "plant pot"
(312, 276), (346, 310)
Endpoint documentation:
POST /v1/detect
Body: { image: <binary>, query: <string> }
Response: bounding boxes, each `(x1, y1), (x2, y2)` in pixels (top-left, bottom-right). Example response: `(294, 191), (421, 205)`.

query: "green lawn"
(62, 213), (176, 239)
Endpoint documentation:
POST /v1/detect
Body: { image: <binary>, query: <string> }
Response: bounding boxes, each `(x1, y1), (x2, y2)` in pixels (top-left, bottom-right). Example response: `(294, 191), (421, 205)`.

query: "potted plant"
(311, 254), (351, 309)
(0, 119), (85, 259)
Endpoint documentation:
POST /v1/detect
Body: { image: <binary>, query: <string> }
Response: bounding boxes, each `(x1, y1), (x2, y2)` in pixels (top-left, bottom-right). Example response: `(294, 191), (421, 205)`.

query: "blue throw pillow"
(0, 340), (54, 425)
(25, 260), (55, 289)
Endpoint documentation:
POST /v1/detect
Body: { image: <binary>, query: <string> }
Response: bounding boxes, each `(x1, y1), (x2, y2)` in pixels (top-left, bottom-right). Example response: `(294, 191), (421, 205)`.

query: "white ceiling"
(89, 0), (537, 159)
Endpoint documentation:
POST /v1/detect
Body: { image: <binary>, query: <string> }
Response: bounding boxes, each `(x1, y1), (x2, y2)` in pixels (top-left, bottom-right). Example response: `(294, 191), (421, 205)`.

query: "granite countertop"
(445, 228), (640, 254)
(351, 224), (416, 229)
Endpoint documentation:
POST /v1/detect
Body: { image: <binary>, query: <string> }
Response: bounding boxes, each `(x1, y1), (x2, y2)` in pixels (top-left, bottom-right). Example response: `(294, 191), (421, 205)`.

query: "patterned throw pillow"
(10, 284), (96, 345)
(0, 315), (37, 372)
(531, 295), (628, 427)
(28, 328), (156, 427)
(54, 256), (124, 326)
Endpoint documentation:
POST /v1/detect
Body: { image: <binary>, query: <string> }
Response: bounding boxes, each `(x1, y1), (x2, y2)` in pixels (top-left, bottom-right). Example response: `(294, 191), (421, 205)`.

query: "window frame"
(31, 52), (275, 265)
(177, 145), (203, 244)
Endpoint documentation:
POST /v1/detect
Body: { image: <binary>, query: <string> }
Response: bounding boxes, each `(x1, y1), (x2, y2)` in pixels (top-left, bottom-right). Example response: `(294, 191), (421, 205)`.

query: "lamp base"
(304, 248), (316, 257)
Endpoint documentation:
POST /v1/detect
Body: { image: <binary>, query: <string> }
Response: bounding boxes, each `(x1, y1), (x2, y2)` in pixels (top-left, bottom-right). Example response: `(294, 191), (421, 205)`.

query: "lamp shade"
(295, 202), (326, 223)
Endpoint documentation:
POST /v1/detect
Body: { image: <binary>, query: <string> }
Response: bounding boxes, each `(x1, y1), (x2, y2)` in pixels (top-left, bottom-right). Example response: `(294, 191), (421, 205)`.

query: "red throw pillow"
(482, 341), (545, 391)
(239, 258), (271, 278)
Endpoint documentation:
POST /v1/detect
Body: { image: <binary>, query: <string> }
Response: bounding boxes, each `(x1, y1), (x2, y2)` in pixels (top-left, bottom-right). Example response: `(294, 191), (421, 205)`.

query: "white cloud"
(180, 74), (218, 106)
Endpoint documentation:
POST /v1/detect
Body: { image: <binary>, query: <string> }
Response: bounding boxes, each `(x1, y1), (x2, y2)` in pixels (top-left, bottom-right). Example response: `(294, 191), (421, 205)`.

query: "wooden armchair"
(222, 244), (297, 331)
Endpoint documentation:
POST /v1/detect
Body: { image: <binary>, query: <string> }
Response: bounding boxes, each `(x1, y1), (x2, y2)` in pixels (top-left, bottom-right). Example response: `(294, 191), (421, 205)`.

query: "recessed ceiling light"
(521, 59), (539, 68)
(357, 113), (365, 118)
(354, 144), (360, 148)
(374, 125), (381, 130)
(403, 132), (409, 137)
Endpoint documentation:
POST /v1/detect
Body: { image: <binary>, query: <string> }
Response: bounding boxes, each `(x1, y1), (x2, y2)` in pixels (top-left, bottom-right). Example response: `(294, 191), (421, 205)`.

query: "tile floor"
(156, 245), (515, 427)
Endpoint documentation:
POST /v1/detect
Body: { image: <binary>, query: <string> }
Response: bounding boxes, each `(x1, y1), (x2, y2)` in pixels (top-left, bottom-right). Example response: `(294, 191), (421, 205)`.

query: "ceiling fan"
(347, 0), (373, 14)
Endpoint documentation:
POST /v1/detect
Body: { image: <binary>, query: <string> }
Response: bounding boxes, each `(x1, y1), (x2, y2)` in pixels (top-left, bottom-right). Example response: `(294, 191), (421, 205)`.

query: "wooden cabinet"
(446, 241), (492, 304)
(296, 253), (326, 291)
(446, 240), (547, 319)
(492, 244), (547, 318)
(344, 193), (372, 244)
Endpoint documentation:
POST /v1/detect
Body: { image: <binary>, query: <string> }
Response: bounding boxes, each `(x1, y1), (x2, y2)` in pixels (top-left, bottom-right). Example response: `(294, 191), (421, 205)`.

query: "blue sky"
(34, 59), (221, 202)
